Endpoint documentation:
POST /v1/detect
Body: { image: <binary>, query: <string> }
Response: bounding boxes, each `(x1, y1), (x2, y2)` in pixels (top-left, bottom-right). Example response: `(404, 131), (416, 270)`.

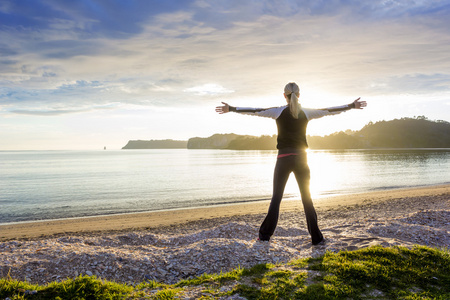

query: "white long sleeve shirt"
(229, 103), (355, 150)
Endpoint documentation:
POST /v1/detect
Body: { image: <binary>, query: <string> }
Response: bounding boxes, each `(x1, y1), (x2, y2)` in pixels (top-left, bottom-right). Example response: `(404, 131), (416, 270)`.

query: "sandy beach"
(0, 184), (449, 286)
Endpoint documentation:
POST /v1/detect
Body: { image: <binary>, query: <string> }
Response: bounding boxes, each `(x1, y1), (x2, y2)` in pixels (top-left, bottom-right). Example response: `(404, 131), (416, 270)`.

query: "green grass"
(1, 245), (449, 299)
(0, 275), (133, 299)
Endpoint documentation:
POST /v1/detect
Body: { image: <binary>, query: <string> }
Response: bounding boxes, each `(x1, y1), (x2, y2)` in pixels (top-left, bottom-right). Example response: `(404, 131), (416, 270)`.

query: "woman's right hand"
(215, 102), (230, 114)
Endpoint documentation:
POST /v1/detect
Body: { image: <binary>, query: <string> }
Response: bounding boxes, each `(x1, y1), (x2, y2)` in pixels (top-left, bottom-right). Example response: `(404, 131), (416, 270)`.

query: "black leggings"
(259, 152), (323, 244)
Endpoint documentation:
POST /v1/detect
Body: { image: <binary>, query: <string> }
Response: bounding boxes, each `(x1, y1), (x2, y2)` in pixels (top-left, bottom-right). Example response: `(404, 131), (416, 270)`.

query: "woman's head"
(284, 82), (300, 97)
(284, 82), (300, 119)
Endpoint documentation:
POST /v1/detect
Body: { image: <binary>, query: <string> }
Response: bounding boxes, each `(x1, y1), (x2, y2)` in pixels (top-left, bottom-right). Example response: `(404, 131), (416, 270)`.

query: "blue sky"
(1, 0), (449, 149)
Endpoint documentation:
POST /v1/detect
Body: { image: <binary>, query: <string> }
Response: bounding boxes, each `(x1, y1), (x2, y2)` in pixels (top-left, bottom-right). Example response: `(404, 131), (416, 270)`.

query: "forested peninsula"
(122, 117), (450, 150)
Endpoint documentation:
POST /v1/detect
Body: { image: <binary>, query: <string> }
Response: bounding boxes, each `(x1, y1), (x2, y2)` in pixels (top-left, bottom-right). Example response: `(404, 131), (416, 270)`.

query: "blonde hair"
(284, 82), (300, 119)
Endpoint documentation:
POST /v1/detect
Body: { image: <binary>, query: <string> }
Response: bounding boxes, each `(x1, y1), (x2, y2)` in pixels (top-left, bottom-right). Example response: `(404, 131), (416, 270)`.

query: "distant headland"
(122, 117), (450, 150)
(122, 139), (187, 149)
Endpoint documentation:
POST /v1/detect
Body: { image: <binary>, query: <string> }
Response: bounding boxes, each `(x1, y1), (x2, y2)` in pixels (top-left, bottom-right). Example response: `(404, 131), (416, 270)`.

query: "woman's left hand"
(353, 98), (367, 109)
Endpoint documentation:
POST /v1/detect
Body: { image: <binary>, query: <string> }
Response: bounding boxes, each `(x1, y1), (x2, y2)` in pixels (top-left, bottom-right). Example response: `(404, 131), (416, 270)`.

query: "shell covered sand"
(0, 190), (448, 286)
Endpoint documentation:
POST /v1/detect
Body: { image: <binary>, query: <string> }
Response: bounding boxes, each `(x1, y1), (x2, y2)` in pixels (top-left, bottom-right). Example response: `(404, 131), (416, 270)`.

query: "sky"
(1, 0), (450, 150)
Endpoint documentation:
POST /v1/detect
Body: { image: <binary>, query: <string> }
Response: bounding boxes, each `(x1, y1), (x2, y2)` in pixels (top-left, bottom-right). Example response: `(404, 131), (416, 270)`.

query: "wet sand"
(1, 184), (448, 241)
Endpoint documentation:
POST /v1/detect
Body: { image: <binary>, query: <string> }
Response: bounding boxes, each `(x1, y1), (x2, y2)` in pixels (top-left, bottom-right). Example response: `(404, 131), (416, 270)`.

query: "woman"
(215, 82), (366, 245)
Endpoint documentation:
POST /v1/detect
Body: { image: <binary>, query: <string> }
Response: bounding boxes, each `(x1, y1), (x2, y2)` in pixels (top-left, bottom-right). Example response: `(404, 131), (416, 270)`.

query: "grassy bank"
(1, 245), (449, 299)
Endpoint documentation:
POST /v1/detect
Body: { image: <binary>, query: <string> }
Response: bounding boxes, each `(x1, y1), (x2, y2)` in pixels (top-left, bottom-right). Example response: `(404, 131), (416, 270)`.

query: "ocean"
(1, 149), (449, 224)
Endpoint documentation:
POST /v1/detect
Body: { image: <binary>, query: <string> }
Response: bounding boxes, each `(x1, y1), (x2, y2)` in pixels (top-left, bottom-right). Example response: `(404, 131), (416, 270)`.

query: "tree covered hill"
(361, 116), (450, 148)
(309, 116), (450, 149)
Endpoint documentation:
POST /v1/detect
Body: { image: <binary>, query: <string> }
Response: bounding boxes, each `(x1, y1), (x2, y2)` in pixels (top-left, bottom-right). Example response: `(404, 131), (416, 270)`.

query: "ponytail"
(288, 92), (300, 119)
(284, 82), (301, 119)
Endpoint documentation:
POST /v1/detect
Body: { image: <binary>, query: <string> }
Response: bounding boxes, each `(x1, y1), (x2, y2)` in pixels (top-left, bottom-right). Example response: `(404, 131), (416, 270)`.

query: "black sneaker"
(312, 237), (325, 245)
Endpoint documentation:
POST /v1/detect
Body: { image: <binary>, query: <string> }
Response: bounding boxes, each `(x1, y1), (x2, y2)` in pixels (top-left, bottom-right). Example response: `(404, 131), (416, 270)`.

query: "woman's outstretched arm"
(304, 98), (366, 120)
(322, 98), (366, 112)
(215, 102), (285, 119)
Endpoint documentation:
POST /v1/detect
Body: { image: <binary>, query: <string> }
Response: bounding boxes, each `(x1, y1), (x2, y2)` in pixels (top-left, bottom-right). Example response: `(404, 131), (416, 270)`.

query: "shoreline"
(1, 184), (448, 285)
(1, 184), (448, 241)
(1, 183), (447, 227)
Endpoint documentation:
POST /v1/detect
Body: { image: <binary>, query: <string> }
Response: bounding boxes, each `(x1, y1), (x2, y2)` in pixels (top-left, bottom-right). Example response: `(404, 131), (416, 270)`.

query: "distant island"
(122, 139), (187, 149)
(122, 117), (450, 150)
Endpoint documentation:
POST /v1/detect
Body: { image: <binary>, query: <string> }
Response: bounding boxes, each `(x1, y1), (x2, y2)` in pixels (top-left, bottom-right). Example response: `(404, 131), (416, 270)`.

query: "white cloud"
(183, 83), (234, 96)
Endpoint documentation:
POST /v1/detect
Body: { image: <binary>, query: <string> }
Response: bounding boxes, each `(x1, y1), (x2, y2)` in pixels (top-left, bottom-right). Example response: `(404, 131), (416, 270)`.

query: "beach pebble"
(144, 274), (154, 281)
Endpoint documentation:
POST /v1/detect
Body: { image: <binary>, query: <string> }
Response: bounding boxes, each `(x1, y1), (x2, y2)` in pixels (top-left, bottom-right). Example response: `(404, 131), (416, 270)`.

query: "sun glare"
(307, 151), (343, 198)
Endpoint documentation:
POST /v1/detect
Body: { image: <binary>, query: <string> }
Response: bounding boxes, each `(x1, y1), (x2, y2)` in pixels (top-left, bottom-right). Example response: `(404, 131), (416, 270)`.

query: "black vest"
(276, 107), (309, 150)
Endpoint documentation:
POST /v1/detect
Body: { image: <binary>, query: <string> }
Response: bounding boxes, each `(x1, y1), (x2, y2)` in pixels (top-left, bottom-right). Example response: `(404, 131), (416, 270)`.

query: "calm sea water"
(0, 149), (449, 224)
